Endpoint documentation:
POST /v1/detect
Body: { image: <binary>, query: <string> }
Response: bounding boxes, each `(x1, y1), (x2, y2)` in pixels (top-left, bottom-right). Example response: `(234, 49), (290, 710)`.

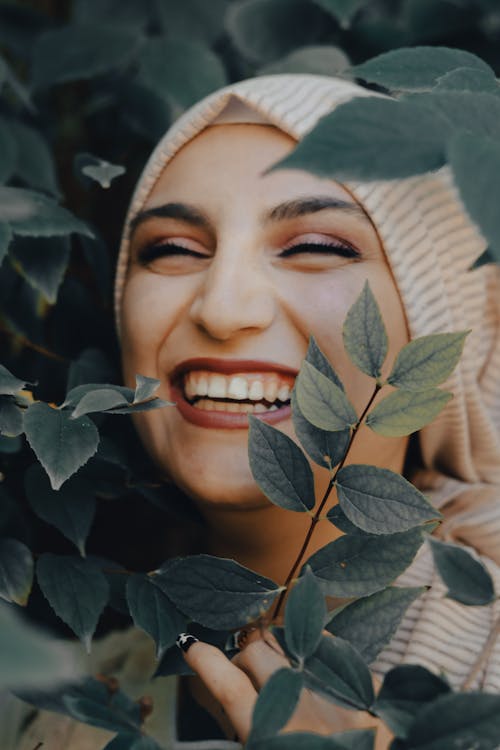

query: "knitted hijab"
(115, 74), (500, 496)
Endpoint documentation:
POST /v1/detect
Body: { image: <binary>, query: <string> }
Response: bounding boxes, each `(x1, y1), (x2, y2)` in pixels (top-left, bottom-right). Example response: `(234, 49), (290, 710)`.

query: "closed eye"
(280, 241), (361, 259)
(137, 242), (209, 265)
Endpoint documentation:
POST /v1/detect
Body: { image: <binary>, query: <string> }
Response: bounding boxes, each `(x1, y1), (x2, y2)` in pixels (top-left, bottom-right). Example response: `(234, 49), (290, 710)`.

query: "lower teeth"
(190, 398), (283, 413)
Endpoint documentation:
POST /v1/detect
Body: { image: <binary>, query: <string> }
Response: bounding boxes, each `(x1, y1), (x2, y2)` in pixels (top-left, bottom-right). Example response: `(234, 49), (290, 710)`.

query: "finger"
(177, 634), (257, 742)
(232, 629), (290, 689)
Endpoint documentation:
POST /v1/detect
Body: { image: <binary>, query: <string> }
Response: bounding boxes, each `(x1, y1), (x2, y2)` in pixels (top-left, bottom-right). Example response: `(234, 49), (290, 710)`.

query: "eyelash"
(137, 239), (360, 265)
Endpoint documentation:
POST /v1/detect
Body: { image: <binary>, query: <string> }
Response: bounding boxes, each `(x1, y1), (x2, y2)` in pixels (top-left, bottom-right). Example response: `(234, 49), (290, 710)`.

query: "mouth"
(169, 358), (297, 429)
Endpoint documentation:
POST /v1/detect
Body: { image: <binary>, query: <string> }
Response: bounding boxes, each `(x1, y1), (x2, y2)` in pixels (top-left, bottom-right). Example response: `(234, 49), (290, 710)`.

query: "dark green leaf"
(25, 464), (96, 556)
(336, 465), (440, 534)
(448, 133), (500, 262)
(126, 574), (186, 660)
(0, 222), (12, 265)
(63, 678), (141, 733)
(36, 554), (109, 651)
(303, 634), (374, 710)
(311, 0), (366, 28)
(0, 397), (24, 436)
(308, 527), (424, 598)
(154, 555), (282, 629)
(429, 537), (495, 605)
(435, 66), (500, 93)
(261, 45), (349, 75)
(326, 505), (371, 535)
(326, 586), (426, 664)
(404, 90), (500, 140)
(248, 416), (315, 512)
(351, 47), (493, 92)
(296, 361), (357, 432)
(342, 281), (388, 379)
(248, 733), (369, 749)
(285, 567), (326, 662)
(24, 402), (99, 490)
(0, 363), (28, 395)
(67, 349), (116, 391)
(0, 116), (17, 182)
(81, 158), (126, 189)
(374, 665), (451, 738)
(134, 374), (160, 403)
(404, 692), (500, 750)
(153, 0), (230, 44)
(12, 121), (59, 195)
(139, 37), (227, 110)
(9, 235), (70, 303)
(366, 388), (453, 437)
(305, 336), (344, 390)
(32, 24), (143, 88)
(274, 98), (447, 181)
(0, 538), (34, 605)
(0, 187), (93, 239)
(104, 736), (162, 750)
(71, 388), (130, 418)
(291, 390), (350, 469)
(387, 332), (468, 391)
(248, 668), (303, 743)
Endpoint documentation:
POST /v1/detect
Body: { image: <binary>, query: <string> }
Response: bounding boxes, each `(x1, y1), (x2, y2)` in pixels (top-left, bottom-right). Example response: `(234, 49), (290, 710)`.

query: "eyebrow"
(128, 195), (369, 239)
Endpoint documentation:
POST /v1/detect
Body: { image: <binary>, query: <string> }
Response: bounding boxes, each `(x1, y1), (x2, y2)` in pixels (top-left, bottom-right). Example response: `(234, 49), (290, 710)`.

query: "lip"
(169, 357), (297, 430)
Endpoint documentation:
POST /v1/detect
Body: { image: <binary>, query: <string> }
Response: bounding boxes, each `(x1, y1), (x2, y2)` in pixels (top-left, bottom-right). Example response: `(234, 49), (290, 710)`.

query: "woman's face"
(121, 124), (409, 508)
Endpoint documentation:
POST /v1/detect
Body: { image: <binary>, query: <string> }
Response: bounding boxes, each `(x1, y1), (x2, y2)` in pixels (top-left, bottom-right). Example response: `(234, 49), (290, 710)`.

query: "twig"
(462, 615), (500, 690)
(0, 320), (67, 363)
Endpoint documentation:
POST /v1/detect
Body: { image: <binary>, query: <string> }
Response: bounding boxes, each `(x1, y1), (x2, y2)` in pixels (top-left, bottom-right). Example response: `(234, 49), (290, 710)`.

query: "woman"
(7, 74), (500, 749)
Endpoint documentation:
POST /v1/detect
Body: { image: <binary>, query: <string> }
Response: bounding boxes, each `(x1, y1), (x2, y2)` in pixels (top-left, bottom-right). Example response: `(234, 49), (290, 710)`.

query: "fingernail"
(176, 633), (199, 653)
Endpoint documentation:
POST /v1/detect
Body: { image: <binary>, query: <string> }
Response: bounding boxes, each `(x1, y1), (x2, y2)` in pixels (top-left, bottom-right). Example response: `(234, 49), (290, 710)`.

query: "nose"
(189, 244), (276, 341)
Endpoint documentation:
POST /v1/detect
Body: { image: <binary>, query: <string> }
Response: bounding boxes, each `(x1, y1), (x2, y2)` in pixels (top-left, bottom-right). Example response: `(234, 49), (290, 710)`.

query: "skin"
(120, 123), (409, 745)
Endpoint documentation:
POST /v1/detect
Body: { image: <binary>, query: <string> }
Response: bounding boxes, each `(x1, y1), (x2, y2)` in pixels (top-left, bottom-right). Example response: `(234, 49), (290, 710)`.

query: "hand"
(177, 629), (392, 748)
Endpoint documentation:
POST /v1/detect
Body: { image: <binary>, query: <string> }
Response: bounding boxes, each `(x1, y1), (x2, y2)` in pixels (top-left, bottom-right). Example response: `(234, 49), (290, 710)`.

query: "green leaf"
(404, 692), (500, 750)
(428, 537), (495, 606)
(248, 732), (369, 749)
(0, 538), (34, 605)
(139, 37), (227, 110)
(435, 66), (500, 93)
(387, 332), (468, 391)
(336, 465), (440, 534)
(291, 390), (350, 470)
(274, 97), (447, 181)
(260, 45), (349, 76)
(305, 336), (344, 390)
(71, 388), (130, 418)
(0, 222), (12, 265)
(248, 668), (303, 743)
(308, 527), (424, 598)
(67, 349), (115, 391)
(448, 133), (500, 262)
(285, 567), (326, 662)
(0, 601), (80, 689)
(153, 0), (230, 44)
(104, 736), (163, 750)
(126, 574), (186, 660)
(350, 46), (493, 92)
(133, 374), (160, 403)
(296, 361), (357, 432)
(81, 159), (126, 189)
(326, 586), (426, 664)
(9, 235), (71, 303)
(342, 281), (388, 379)
(303, 634), (374, 710)
(25, 464), (96, 556)
(324, 730), (374, 750)
(0, 116), (17, 182)
(373, 665), (451, 738)
(36, 554), (109, 652)
(12, 121), (59, 195)
(63, 678), (142, 733)
(0, 397), (24, 436)
(24, 402), (100, 490)
(311, 0), (366, 28)
(366, 388), (452, 437)
(248, 416), (315, 512)
(0, 363), (28, 395)
(404, 90), (500, 140)
(64, 382), (134, 407)
(154, 555), (282, 629)
(32, 24), (143, 88)
(0, 187), (94, 239)
(326, 505), (371, 536)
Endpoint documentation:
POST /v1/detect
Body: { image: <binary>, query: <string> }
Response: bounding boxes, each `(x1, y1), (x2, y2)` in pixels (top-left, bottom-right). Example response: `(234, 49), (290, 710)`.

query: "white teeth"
(264, 379), (278, 403)
(277, 384), (290, 402)
(207, 374), (227, 398)
(269, 404), (278, 411)
(248, 380), (264, 401)
(197, 375), (209, 396)
(191, 399), (282, 414)
(227, 376), (249, 400)
(253, 403), (267, 413)
(184, 375), (197, 399)
(183, 370), (294, 402)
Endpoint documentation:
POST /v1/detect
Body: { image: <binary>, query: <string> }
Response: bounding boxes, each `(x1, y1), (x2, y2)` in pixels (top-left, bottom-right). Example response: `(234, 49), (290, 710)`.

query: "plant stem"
(269, 383), (381, 623)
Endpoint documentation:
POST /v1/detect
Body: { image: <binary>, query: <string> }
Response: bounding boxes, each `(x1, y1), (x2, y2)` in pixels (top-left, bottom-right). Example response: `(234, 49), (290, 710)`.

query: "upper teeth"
(183, 371), (293, 402)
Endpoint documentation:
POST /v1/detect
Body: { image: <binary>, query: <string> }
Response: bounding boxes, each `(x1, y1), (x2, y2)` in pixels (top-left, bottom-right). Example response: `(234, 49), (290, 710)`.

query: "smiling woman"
(8, 74), (500, 749)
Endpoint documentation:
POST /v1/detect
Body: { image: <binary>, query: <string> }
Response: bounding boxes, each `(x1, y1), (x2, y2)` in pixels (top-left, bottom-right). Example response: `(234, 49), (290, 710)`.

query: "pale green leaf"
(248, 668), (303, 743)
(435, 66), (500, 93)
(388, 332), (468, 391)
(404, 90), (500, 140)
(0, 186), (93, 238)
(305, 335), (344, 390)
(342, 281), (387, 379)
(134, 374), (160, 403)
(0, 222), (12, 265)
(291, 390), (350, 469)
(0, 538), (34, 605)
(0, 397), (24, 436)
(366, 388), (453, 437)
(429, 537), (495, 606)
(296, 361), (357, 432)
(0, 363), (28, 396)
(81, 160), (126, 189)
(260, 45), (349, 76)
(285, 567), (326, 662)
(71, 389), (130, 419)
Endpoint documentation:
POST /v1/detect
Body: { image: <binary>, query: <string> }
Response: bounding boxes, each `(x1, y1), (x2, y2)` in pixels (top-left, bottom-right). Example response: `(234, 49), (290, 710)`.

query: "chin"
(171, 465), (269, 511)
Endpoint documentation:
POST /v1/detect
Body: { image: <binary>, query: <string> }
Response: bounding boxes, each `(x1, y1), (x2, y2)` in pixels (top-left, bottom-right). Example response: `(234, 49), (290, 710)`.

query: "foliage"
(1, 1), (499, 749)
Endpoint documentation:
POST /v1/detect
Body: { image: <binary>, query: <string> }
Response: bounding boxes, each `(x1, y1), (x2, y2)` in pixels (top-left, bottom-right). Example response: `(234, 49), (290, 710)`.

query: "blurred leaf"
(343, 281), (387, 379)
(63, 678), (142, 733)
(24, 402), (100, 490)
(285, 567), (326, 662)
(351, 46), (493, 92)
(326, 586), (426, 664)
(305, 335), (344, 390)
(12, 121), (59, 196)
(336, 464), (440, 534)
(154, 555), (282, 629)
(248, 733), (374, 750)
(429, 537), (495, 606)
(0, 397), (24, 436)
(67, 349), (116, 391)
(9, 235), (71, 303)
(248, 668), (303, 744)
(0, 363), (28, 395)
(260, 45), (349, 75)
(310, 0), (366, 28)
(308, 527), (424, 598)
(72, 388), (130, 418)
(435, 66), (500, 93)
(248, 416), (315, 512)
(291, 390), (350, 470)
(403, 0), (474, 44)
(226, 0), (328, 64)
(64, 382), (133, 408)
(448, 133), (500, 263)
(104, 736), (163, 750)
(0, 601), (80, 689)
(374, 664), (451, 738)
(126, 574), (187, 660)
(0, 116), (18, 182)
(296, 361), (357, 431)
(32, 24), (143, 89)
(0, 4), (50, 57)
(73, 0), (152, 28)
(404, 90), (500, 140)
(79, 155), (126, 189)
(0, 538), (34, 605)
(155, 0), (231, 44)
(366, 388), (453, 437)
(304, 634), (374, 710)
(0, 222), (12, 264)
(0, 187), (93, 239)
(25, 464), (96, 556)
(387, 332), (468, 391)
(37, 554), (109, 651)
(134, 374), (160, 403)
(139, 37), (227, 110)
